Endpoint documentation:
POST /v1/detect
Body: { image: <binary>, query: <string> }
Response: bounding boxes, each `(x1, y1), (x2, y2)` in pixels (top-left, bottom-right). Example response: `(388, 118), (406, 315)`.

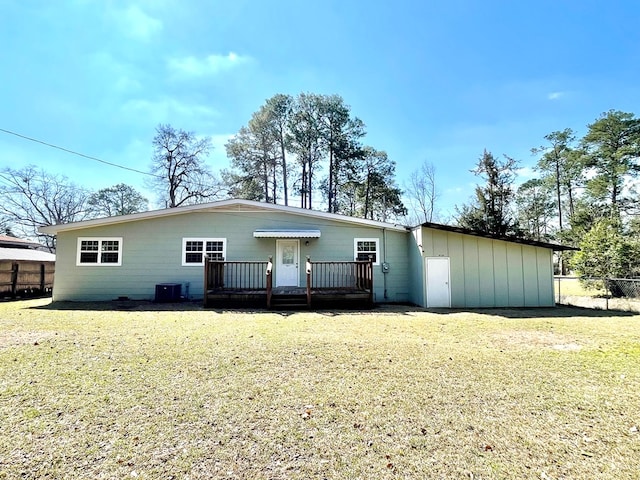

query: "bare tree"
(87, 183), (148, 218)
(404, 160), (439, 224)
(0, 166), (90, 250)
(148, 124), (220, 208)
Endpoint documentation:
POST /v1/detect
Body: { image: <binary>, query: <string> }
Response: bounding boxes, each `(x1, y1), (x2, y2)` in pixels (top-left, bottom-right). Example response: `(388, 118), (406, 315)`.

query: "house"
(39, 199), (575, 308)
(0, 235), (56, 298)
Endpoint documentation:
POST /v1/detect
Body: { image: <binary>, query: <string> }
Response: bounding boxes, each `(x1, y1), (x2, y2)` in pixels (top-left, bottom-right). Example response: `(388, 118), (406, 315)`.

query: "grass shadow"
(31, 300), (638, 318)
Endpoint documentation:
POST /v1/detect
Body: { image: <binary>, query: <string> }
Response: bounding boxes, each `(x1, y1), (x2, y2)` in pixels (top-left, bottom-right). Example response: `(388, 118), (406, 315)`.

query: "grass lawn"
(1, 299), (639, 479)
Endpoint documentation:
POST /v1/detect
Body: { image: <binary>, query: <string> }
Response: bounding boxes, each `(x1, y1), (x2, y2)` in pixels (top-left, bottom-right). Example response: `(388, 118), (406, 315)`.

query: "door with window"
(276, 239), (299, 287)
(425, 257), (451, 307)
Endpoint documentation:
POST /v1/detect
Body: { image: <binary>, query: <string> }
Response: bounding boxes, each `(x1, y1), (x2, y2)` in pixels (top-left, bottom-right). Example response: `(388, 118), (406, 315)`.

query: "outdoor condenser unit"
(155, 283), (182, 302)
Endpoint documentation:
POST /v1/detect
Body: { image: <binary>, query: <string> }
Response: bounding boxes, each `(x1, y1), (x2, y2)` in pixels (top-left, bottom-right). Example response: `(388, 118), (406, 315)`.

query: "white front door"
(425, 257), (451, 307)
(276, 239), (299, 287)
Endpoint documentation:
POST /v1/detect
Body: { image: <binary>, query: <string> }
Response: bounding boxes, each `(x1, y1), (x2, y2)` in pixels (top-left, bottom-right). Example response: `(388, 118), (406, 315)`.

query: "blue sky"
(1, 0), (639, 220)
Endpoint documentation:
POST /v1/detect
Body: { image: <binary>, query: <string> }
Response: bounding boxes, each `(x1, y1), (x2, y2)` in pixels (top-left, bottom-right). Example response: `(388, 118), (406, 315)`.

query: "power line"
(0, 127), (161, 179)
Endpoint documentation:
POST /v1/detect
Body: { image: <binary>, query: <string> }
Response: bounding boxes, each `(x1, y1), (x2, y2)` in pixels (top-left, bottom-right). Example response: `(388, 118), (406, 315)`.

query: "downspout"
(383, 228), (388, 300)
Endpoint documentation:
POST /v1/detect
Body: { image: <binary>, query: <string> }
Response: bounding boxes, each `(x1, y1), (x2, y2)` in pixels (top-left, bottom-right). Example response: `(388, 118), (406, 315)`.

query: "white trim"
(40, 199), (409, 234)
(253, 229), (321, 238)
(182, 238), (227, 266)
(76, 237), (123, 266)
(354, 238), (380, 266)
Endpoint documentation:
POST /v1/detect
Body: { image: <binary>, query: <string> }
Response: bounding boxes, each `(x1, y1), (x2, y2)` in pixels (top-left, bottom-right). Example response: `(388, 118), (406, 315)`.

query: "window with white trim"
(76, 237), (123, 266)
(354, 238), (379, 265)
(182, 238), (226, 266)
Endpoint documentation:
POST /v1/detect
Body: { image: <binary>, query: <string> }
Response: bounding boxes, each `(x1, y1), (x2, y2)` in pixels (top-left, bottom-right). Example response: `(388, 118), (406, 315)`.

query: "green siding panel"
(477, 237), (496, 307)
(447, 233), (465, 308)
(522, 246), (540, 307)
(462, 236), (480, 307)
(506, 244), (525, 306)
(492, 242), (509, 307)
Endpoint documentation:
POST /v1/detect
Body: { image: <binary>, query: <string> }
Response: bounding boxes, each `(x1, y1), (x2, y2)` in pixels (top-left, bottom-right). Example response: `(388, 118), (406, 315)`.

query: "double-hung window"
(354, 238), (379, 265)
(182, 238), (226, 266)
(76, 237), (123, 266)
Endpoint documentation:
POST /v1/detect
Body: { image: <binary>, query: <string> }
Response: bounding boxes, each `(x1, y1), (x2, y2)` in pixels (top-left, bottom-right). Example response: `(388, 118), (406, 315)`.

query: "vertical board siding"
(462, 236), (480, 307)
(419, 227), (554, 308)
(446, 233), (465, 307)
(506, 244), (525, 306)
(492, 241), (509, 307)
(522, 245), (540, 307)
(408, 229), (425, 306)
(537, 248), (554, 306)
(477, 238), (496, 307)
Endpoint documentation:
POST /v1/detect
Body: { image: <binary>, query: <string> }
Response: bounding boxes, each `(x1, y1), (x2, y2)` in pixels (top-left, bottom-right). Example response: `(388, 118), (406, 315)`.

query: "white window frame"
(354, 238), (380, 266)
(76, 237), (123, 266)
(182, 238), (227, 266)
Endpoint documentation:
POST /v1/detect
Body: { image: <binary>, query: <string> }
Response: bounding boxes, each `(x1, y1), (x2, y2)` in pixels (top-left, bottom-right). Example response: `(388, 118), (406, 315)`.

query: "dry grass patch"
(0, 300), (639, 479)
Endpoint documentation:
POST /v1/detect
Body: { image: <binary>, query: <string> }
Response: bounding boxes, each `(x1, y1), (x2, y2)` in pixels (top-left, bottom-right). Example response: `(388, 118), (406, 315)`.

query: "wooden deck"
(204, 257), (373, 309)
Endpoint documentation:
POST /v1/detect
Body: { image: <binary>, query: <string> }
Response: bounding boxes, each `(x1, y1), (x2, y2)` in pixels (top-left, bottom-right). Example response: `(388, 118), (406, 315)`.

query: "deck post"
(266, 256), (273, 308)
(367, 256), (374, 306)
(305, 256), (312, 307)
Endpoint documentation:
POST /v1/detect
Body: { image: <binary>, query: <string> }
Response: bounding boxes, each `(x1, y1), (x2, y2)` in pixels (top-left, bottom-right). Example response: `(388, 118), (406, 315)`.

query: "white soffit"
(253, 229), (321, 238)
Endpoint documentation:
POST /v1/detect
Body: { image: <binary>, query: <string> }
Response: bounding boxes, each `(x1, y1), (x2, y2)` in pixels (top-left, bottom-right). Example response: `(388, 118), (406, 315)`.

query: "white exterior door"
(276, 239), (299, 287)
(425, 257), (451, 307)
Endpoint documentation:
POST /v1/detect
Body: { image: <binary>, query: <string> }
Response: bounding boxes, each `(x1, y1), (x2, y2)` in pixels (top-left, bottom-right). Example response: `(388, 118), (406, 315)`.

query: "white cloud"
(167, 52), (251, 77)
(547, 91), (565, 100)
(116, 5), (163, 41)
(121, 97), (220, 127)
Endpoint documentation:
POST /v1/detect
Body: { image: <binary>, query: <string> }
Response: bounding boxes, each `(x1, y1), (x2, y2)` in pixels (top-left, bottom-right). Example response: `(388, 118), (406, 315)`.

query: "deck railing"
(204, 255), (373, 308)
(306, 256), (374, 305)
(204, 256), (271, 291)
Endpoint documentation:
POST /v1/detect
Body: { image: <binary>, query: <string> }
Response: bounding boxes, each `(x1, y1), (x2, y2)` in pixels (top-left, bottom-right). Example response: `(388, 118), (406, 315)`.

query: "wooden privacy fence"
(0, 261), (54, 298)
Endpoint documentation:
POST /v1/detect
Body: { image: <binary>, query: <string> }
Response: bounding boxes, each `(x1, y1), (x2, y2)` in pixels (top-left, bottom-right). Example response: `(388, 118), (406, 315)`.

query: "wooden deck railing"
(204, 256), (373, 308)
(204, 256), (272, 306)
(305, 256), (374, 305)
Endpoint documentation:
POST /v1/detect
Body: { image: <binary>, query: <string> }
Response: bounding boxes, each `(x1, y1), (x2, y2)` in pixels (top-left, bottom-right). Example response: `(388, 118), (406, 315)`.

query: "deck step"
(270, 294), (309, 309)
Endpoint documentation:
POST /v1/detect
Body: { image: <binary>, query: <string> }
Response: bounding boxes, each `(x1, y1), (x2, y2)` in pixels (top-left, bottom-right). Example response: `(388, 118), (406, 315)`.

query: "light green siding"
(477, 238), (496, 307)
(419, 227), (555, 308)
(52, 209), (410, 303)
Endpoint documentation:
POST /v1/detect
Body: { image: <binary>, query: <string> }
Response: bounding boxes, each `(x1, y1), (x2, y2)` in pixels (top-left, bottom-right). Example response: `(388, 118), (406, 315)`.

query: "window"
(354, 238), (379, 265)
(182, 238), (226, 266)
(76, 238), (123, 266)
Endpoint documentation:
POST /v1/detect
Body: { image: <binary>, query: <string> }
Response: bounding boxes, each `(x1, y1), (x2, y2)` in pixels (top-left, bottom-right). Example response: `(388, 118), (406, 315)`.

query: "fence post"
(11, 263), (19, 298)
(40, 263), (46, 293)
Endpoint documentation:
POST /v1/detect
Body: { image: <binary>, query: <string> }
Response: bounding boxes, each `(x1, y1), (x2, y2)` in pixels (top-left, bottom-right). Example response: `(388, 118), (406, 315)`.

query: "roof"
(0, 235), (41, 248)
(419, 222), (579, 251)
(0, 247), (56, 262)
(38, 199), (410, 234)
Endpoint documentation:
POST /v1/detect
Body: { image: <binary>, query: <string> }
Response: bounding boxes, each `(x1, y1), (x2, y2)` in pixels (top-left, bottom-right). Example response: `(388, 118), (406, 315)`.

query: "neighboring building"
(0, 235), (56, 298)
(39, 199), (575, 308)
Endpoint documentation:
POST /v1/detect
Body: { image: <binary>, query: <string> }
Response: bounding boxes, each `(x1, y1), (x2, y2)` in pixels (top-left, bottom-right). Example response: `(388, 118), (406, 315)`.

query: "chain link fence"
(555, 276), (640, 312)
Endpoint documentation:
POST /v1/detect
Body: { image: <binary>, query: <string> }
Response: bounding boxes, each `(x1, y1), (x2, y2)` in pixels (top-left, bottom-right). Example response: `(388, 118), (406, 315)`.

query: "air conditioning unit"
(155, 283), (182, 302)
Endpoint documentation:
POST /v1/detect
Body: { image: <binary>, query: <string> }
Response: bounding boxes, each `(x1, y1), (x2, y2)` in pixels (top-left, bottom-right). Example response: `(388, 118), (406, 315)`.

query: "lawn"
(1, 299), (639, 479)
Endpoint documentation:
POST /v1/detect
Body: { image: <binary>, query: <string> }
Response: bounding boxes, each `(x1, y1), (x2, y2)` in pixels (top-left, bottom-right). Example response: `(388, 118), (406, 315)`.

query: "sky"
(1, 0), (639, 222)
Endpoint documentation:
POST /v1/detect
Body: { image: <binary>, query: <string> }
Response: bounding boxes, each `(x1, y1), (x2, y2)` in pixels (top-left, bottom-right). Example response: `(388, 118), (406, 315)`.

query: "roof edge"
(418, 222), (579, 251)
(39, 199), (410, 234)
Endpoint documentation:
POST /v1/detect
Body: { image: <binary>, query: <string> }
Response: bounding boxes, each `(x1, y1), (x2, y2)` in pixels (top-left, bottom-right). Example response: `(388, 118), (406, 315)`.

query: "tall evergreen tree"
(532, 128), (582, 231)
(456, 150), (520, 236)
(581, 110), (640, 218)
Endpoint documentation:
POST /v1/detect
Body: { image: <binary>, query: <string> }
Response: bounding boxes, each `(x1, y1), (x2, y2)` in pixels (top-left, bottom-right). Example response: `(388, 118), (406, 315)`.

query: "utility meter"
(381, 262), (390, 273)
